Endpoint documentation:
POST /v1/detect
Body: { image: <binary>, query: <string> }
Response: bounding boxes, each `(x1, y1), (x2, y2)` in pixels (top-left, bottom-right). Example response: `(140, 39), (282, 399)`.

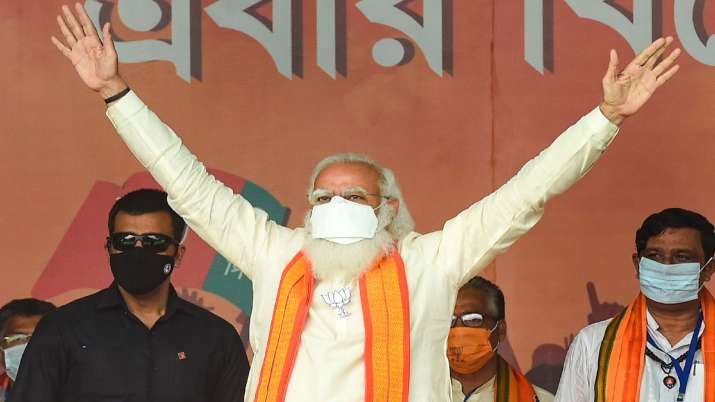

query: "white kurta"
(106, 92), (618, 402)
(451, 377), (554, 402)
(555, 310), (706, 402)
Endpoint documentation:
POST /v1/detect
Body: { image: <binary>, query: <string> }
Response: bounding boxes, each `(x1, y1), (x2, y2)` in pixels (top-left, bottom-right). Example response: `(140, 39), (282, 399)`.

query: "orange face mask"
(447, 325), (498, 374)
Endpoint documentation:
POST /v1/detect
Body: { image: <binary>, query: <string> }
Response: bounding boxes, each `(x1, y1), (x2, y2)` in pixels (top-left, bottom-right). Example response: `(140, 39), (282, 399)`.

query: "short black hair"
(636, 208), (715, 259)
(0, 298), (56, 334)
(108, 189), (186, 241)
(461, 276), (505, 320)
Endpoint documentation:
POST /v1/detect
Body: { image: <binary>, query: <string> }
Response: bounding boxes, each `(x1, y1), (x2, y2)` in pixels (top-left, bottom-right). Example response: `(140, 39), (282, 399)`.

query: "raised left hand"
(599, 37), (681, 126)
(51, 3), (127, 100)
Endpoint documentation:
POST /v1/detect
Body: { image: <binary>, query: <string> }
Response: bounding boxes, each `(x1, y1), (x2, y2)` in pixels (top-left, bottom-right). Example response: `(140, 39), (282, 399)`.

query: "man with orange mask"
(450, 277), (554, 402)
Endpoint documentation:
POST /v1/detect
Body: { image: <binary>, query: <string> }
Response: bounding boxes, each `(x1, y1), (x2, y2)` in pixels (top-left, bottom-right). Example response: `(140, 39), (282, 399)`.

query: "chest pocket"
(70, 342), (130, 401)
(151, 344), (211, 402)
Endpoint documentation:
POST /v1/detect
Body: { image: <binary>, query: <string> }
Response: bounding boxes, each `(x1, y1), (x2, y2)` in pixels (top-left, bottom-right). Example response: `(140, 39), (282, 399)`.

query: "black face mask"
(109, 247), (175, 295)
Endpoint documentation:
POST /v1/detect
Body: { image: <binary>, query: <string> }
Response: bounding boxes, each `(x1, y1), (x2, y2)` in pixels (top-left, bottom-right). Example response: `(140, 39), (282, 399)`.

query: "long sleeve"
(106, 92), (297, 280)
(404, 107), (619, 287)
(210, 325), (250, 402)
(8, 315), (65, 402)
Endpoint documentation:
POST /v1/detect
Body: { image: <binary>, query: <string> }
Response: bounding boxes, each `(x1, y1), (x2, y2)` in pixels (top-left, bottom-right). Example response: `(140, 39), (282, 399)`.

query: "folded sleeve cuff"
(583, 106), (620, 149)
(106, 90), (145, 129)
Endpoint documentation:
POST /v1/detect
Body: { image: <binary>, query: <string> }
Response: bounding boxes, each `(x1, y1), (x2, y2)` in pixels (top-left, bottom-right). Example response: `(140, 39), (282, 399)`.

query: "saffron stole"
(594, 290), (715, 401)
(253, 251), (411, 402)
(495, 355), (539, 402)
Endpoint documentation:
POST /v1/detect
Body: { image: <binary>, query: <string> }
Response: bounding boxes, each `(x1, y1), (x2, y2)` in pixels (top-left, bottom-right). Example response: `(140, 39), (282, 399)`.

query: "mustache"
(302, 230), (395, 282)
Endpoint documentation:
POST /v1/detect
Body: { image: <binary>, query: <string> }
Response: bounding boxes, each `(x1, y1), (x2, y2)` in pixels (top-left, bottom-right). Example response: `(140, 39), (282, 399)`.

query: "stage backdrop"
(1, 0), (714, 392)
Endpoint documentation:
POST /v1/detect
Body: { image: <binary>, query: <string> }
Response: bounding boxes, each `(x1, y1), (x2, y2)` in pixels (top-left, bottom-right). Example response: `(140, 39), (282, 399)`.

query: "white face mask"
(309, 196), (379, 244)
(3, 342), (27, 381)
(639, 257), (712, 304)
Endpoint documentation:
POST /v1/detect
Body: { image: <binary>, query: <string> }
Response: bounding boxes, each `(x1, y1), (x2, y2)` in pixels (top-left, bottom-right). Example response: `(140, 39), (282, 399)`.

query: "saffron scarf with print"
(594, 289), (715, 402)
(252, 251), (411, 402)
(494, 355), (539, 402)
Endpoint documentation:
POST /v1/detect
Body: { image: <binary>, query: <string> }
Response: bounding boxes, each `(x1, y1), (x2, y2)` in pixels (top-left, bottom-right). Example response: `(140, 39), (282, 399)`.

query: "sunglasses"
(107, 232), (178, 253)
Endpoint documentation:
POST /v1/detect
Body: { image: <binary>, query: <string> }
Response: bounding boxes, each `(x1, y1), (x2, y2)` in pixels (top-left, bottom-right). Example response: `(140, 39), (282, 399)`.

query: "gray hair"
(307, 153), (415, 240)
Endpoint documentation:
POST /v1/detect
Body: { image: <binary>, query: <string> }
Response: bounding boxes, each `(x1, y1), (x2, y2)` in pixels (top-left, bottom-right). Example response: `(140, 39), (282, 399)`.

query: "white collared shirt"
(555, 309), (705, 402)
(106, 92), (618, 402)
(451, 377), (554, 402)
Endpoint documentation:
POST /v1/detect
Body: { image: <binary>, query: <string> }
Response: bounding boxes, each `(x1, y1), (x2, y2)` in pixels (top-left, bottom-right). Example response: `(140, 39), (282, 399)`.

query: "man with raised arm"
(51, 3), (681, 401)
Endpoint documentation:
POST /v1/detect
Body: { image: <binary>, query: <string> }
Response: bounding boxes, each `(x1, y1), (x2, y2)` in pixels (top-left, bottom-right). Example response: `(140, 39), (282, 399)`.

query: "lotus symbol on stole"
(321, 287), (352, 318)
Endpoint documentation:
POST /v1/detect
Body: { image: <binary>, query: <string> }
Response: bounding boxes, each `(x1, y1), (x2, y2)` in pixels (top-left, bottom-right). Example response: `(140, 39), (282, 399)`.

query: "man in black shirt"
(10, 189), (249, 402)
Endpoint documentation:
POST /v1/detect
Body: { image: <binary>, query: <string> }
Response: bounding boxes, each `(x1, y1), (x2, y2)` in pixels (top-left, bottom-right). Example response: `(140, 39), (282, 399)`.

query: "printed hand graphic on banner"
(205, 0), (295, 79)
(356, 0), (444, 75)
(586, 282), (624, 324)
(84, 0), (199, 82)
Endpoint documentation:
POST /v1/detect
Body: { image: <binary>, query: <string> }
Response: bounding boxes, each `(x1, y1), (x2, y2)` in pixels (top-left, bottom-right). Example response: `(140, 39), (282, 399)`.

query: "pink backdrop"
(1, 0), (714, 392)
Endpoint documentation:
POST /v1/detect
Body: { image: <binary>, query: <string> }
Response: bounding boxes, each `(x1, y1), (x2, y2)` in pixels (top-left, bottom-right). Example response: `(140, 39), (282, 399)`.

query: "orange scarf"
(494, 355), (538, 402)
(253, 251), (411, 402)
(594, 289), (715, 401)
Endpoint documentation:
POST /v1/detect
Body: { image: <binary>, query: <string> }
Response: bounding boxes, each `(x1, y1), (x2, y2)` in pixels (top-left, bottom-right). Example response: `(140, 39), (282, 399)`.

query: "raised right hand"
(51, 3), (127, 99)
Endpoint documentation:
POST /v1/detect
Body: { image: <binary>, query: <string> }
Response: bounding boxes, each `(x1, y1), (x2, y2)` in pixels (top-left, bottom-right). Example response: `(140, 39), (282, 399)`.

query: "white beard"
(302, 205), (396, 283)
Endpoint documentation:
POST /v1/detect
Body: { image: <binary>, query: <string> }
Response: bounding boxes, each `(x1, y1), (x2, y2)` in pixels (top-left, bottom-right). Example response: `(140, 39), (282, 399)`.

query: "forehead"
(644, 227), (703, 254)
(454, 287), (491, 314)
(313, 162), (381, 194)
(2, 315), (42, 336)
(113, 211), (174, 237)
